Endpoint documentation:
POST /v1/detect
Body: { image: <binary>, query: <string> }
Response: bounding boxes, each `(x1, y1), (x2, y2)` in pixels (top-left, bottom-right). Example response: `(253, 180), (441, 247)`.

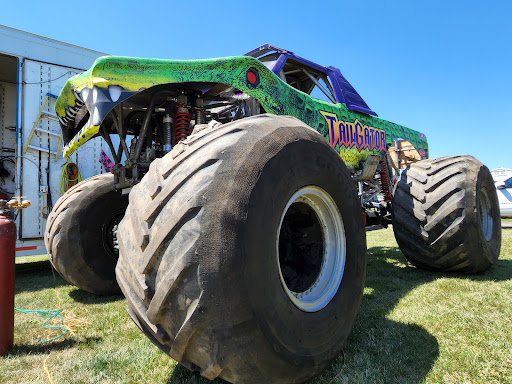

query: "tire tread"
(392, 155), (500, 273)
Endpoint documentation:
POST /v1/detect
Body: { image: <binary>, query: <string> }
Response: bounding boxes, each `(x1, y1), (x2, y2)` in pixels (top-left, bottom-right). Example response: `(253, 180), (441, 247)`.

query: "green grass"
(2, 228), (511, 384)
(16, 254), (48, 264)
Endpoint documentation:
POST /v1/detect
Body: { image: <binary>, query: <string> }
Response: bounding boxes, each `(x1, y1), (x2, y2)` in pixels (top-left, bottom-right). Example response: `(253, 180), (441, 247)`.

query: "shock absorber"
(162, 102), (173, 153)
(194, 96), (203, 125)
(379, 160), (392, 202)
(175, 95), (190, 143)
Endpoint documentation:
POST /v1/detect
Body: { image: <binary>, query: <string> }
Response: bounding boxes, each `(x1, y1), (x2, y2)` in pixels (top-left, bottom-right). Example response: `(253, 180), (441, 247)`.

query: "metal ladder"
(23, 93), (62, 161)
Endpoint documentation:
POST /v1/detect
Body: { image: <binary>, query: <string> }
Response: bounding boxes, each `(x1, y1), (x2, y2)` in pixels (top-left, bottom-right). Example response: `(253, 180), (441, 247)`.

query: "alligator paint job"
(56, 46), (428, 171)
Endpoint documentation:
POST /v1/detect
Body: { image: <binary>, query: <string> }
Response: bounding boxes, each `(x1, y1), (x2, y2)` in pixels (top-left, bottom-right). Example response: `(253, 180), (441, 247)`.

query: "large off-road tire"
(116, 114), (366, 384)
(392, 155), (501, 273)
(45, 173), (128, 295)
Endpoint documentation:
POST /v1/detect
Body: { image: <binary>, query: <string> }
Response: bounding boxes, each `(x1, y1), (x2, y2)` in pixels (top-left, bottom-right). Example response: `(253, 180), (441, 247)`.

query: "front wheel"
(116, 114), (366, 384)
(45, 173), (128, 295)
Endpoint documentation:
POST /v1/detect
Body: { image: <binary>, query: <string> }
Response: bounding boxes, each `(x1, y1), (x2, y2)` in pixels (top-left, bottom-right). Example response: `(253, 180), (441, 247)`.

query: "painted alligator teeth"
(73, 89), (83, 103)
(65, 108), (78, 119)
(59, 97), (84, 128)
(108, 85), (122, 102)
(91, 107), (102, 126)
(92, 87), (99, 104)
(81, 88), (90, 103)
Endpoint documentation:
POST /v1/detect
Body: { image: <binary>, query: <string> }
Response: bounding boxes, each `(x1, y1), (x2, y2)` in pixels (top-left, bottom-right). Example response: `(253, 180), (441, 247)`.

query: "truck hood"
(55, 55), (320, 159)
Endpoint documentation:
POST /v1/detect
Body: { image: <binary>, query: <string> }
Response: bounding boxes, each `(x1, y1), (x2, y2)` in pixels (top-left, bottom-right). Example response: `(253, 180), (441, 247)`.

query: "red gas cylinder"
(0, 202), (16, 356)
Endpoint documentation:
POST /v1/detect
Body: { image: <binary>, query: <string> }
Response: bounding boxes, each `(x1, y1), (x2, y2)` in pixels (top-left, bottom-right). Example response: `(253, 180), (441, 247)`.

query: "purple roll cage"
(245, 44), (377, 117)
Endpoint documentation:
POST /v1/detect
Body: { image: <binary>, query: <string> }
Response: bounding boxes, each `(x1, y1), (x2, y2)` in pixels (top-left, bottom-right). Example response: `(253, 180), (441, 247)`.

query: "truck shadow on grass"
(15, 261), (124, 304)
(295, 245), (440, 384)
(15, 265), (68, 294)
(68, 289), (124, 304)
(8, 338), (78, 356)
(311, 245), (511, 384)
(8, 336), (103, 357)
(166, 244), (511, 384)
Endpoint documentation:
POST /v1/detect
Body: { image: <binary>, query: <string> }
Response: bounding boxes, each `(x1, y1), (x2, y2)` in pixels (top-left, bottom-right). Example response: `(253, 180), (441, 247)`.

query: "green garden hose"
(14, 307), (68, 342)
(60, 162), (82, 195)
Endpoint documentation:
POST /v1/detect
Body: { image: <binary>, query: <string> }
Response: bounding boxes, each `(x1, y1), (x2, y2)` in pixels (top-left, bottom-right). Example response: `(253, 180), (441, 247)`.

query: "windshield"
(256, 53), (281, 71)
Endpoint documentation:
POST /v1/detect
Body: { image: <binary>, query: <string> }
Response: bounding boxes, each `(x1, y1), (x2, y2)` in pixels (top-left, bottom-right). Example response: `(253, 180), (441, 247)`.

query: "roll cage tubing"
(245, 44), (377, 117)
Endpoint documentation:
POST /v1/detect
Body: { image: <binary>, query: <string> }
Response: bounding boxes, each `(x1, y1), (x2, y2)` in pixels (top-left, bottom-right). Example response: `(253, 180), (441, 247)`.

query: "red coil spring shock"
(175, 104), (190, 143)
(379, 160), (392, 201)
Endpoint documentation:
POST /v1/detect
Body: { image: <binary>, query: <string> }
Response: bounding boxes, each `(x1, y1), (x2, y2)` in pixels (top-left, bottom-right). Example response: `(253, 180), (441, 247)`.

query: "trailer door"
(0, 54), (18, 204)
(20, 59), (112, 239)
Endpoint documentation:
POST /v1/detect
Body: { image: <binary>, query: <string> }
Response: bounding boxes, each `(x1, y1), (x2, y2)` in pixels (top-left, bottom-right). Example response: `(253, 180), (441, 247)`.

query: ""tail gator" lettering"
(320, 111), (386, 152)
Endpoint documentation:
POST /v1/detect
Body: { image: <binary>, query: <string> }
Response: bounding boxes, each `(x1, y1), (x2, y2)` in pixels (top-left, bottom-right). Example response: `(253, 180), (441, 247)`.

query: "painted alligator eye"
(247, 68), (259, 86)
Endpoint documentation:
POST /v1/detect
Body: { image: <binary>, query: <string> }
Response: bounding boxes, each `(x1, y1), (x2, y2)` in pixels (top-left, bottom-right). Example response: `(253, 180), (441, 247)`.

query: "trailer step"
(34, 127), (60, 137)
(41, 112), (59, 121)
(27, 145), (57, 155)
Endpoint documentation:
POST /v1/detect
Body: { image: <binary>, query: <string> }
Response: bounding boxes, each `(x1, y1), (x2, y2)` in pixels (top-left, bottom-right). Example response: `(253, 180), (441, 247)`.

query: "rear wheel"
(116, 114), (366, 384)
(392, 155), (501, 273)
(45, 173), (128, 295)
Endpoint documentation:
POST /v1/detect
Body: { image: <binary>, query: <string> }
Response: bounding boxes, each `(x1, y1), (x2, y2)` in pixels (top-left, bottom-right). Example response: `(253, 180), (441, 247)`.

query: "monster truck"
(44, 44), (501, 384)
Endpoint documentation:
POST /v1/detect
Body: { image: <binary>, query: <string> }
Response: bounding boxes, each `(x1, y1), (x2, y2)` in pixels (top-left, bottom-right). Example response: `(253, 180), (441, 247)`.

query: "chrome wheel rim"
(479, 188), (493, 241)
(277, 186), (346, 312)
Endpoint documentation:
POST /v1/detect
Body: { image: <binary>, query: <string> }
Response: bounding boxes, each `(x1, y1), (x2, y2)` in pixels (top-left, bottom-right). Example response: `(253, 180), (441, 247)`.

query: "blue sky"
(2, 0), (511, 170)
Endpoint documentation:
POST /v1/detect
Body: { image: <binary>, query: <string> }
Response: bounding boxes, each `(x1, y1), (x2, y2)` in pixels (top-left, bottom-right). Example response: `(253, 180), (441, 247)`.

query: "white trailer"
(0, 25), (113, 256)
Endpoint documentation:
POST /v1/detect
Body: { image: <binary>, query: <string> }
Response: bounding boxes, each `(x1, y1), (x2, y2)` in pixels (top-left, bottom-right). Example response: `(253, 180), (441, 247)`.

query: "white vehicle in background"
(496, 177), (512, 218)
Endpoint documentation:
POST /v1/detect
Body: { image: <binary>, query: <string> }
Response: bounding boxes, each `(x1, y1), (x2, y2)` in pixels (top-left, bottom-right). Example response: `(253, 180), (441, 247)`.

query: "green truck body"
(56, 50), (428, 172)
